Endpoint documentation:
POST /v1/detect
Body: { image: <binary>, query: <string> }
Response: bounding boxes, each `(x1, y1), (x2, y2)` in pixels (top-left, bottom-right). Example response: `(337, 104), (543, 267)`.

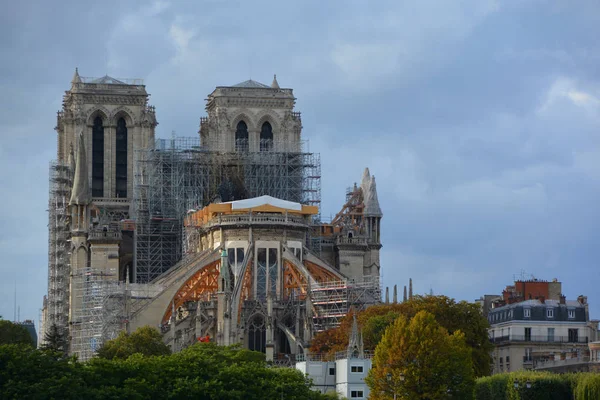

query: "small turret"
(364, 176), (382, 217)
(347, 313), (364, 358)
(71, 67), (81, 84)
(271, 74), (280, 89)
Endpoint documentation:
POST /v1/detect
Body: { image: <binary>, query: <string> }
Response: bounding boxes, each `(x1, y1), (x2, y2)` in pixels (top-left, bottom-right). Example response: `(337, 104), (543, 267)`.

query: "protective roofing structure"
(227, 195), (304, 211)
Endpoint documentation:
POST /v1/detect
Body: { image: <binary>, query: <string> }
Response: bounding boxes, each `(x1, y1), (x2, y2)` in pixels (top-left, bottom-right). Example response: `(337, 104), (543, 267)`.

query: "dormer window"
(524, 308), (531, 318)
(568, 309), (576, 319)
(546, 308), (554, 318)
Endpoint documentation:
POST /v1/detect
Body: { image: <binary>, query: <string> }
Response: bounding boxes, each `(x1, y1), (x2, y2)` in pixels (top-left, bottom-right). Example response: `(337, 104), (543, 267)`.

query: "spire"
(347, 313), (364, 358)
(409, 278), (413, 300)
(271, 74), (280, 89)
(385, 287), (389, 304)
(360, 167), (371, 197)
(393, 285), (398, 304)
(71, 67), (81, 84)
(69, 131), (90, 205)
(403, 286), (407, 302)
(364, 175), (383, 217)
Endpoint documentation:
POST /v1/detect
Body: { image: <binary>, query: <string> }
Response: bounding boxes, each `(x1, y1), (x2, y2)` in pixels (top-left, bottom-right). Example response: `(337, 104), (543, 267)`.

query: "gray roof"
(89, 75), (126, 84)
(493, 299), (584, 310)
(232, 79), (270, 88)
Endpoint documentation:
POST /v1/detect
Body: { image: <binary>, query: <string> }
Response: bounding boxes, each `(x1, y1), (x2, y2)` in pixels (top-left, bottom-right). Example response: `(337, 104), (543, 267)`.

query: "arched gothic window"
(260, 122), (273, 151)
(235, 121), (249, 152)
(91, 116), (104, 197)
(115, 117), (128, 198)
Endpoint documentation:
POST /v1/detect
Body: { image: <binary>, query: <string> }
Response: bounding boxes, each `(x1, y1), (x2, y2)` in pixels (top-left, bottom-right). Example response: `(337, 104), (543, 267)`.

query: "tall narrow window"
(260, 121), (273, 151)
(235, 121), (248, 152)
(115, 117), (128, 198)
(257, 248), (267, 299)
(92, 116), (104, 197)
(268, 248), (278, 296)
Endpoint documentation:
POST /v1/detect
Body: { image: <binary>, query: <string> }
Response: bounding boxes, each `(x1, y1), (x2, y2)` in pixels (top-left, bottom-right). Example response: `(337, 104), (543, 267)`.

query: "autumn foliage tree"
(366, 311), (475, 400)
(310, 295), (492, 376)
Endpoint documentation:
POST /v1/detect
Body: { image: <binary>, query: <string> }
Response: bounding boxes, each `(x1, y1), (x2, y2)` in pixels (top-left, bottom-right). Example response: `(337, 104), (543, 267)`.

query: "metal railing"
(80, 76), (144, 85)
(491, 335), (588, 344)
(336, 237), (368, 246)
(201, 213), (309, 229)
(88, 231), (122, 241)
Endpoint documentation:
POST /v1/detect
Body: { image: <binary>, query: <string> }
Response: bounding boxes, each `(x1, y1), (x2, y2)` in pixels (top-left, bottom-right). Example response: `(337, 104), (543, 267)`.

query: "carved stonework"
(217, 108), (230, 132)
(82, 95), (147, 106)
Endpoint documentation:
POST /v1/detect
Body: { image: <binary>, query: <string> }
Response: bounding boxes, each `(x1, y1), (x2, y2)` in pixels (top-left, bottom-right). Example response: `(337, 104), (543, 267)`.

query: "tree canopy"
(95, 325), (171, 360)
(0, 342), (328, 399)
(310, 295), (492, 376)
(366, 310), (475, 400)
(0, 320), (34, 347)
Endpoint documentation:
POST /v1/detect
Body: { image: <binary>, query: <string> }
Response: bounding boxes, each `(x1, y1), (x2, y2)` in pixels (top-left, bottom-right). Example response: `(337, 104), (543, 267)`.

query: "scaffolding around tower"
(133, 136), (322, 283)
(46, 161), (72, 338)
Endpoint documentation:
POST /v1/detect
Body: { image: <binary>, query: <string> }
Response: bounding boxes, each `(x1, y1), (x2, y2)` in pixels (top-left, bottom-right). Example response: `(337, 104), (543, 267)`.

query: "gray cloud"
(1, 0), (599, 324)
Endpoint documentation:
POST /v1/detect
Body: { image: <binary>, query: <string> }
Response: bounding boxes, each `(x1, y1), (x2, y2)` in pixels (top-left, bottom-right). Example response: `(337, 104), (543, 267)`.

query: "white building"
(296, 316), (372, 399)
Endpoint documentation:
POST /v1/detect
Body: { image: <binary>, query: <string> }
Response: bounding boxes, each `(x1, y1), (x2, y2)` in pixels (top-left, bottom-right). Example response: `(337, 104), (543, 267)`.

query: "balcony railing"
(336, 237), (368, 246)
(491, 335), (589, 344)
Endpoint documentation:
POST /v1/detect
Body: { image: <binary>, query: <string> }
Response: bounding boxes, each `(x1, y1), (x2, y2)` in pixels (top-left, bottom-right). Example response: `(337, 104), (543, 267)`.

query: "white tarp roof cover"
(228, 195), (302, 211)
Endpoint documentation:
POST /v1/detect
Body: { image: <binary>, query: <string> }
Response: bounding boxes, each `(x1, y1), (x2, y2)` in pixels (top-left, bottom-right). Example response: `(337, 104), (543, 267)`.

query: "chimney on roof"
(560, 295), (566, 305)
(538, 296), (545, 304)
(578, 295), (587, 305)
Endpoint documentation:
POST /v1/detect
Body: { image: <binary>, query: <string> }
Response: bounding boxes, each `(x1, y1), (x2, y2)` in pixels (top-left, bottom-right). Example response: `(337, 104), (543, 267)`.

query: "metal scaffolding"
(133, 136), (322, 283)
(310, 276), (381, 332)
(46, 161), (72, 335)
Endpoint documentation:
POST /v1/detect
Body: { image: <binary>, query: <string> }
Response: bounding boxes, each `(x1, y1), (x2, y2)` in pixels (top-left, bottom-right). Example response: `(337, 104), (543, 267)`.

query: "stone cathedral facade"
(42, 71), (383, 361)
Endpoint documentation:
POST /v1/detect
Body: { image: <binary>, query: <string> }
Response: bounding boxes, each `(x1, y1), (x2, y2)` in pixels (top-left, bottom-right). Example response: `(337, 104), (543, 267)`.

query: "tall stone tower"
(47, 69), (157, 358)
(56, 68), (157, 197)
(199, 76), (302, 153)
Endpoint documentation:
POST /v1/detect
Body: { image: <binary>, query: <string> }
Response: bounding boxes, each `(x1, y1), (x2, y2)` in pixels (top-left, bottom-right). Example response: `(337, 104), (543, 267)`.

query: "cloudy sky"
(1, 0), (599, 325)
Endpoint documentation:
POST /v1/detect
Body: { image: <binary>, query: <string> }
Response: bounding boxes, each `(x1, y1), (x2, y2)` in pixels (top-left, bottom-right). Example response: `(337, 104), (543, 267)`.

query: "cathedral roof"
(231, 79), (271, 88)
(89, 75), (127, 84)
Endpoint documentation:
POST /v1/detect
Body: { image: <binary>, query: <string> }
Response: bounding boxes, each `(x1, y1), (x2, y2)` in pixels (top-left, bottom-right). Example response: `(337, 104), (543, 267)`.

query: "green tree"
(0, 320), (33, 346)
(95, 326), (171, 360)
(0, 344), (84, 399)
(41, 323), (68, 355)
(366, 310), (475, 400)
(311, 295), (492, 376)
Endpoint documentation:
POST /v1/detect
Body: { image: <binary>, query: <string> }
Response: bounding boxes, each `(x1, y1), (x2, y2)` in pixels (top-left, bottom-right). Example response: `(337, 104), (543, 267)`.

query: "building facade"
(296, 317), (372, 399)
(486, 279), (599, 374)
(42, 72), (383, 360)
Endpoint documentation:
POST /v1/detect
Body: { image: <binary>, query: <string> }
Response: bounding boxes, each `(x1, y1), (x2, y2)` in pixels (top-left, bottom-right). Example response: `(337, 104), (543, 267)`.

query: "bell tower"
(56, 68), (157, 200)
(199, 75), (302, 153)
